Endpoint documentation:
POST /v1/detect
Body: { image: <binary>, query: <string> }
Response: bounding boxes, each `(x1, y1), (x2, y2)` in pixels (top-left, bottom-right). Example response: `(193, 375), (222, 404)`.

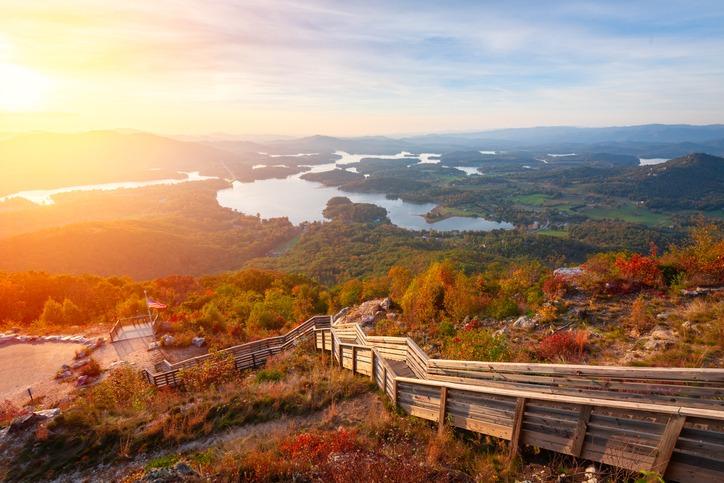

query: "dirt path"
(0, 342), (85, 405)
(51, 393), (383, 482)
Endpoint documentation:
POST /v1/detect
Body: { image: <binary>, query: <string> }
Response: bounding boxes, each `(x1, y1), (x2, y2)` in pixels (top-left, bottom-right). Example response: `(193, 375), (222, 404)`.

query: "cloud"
(1, 0), (723, 134)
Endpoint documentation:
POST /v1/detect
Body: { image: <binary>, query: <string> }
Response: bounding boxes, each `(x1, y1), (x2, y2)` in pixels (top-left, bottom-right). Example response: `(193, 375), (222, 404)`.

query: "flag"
(146, 296), (167, 310)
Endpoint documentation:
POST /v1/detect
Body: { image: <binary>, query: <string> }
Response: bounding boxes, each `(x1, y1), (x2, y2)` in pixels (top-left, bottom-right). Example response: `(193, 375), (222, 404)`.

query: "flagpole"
(144, 289), (153, 322)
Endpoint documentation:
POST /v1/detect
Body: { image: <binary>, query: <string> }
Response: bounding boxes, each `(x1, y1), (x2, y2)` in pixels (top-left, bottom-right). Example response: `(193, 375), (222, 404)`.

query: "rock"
(174, 463), (196, 476)
(148, 341), (160, 351)
(71, 358), (89, 369)
(494, 326), (510, 337)
(35, 408), (60, 419)
(380, 297), (392, 311)
(643, 326), (677, 351)
(140, 461), (200, 482)
(386, 312), (398, 320)
(161, 335), (175, 346)
(75, 349), (88, 359)
(56, 369), (73, 380)
(681, 321), (701, 335)
(76, 375), (90, 386)
(512, 315), (537, 330)
(656, 312), (669, 321)
(583, 465), (597, 483)
(191, 336), (206, 348)
(8, 413), (43, 433)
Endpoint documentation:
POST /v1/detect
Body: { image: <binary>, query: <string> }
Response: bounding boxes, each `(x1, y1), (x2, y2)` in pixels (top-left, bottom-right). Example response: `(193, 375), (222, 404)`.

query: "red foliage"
(280, 428), (358, 463)
(537, 330), (588, 362)
(614, 253), (663, 289)
(542, 275), (568, 300)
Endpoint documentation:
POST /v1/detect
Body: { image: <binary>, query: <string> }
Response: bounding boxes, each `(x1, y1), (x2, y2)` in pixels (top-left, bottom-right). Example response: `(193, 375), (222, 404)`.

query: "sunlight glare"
(0, 63), (51, 112)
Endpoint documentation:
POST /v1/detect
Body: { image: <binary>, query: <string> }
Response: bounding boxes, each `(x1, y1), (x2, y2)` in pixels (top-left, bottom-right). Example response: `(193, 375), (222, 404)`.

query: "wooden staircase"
(317, 321), (724, 483)
(139, 313), (724, 481)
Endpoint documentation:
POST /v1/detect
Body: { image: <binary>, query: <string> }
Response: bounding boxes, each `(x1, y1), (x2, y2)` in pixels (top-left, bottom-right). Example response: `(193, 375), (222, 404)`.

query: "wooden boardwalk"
(141, 314), (724, 481)
(319, 322), (724, 482)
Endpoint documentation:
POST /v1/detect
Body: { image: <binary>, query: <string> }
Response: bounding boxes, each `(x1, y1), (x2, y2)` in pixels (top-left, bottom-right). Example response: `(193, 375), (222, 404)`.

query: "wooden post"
(352, 346), (357, 374)
(251, 352), (256, 368)
(392, 378), (398, 407)
(338, 343), (343, 368)
(370, 350), (376, 382)
(651, 415), (686, 474)
(509, 397), (526, 460)
(438, 386), (448, 434)
(570, 405), (592, 457)
(383, 366), (388, 393)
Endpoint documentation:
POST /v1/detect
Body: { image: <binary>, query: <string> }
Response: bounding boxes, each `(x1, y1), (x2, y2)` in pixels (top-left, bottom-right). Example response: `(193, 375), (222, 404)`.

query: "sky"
(1, 0), (723, 136)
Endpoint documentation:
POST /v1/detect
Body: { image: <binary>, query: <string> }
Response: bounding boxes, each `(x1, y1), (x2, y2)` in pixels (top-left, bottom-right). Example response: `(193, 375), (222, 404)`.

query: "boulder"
(8, 413), (43, 433)
(148, 341), (160, 351)
(76, 375), (90, 386)
(35, 408), (60, 419)
(512, 315), (537, 330)
(191, 337), (206, 348)
(161, 335), (175, 346)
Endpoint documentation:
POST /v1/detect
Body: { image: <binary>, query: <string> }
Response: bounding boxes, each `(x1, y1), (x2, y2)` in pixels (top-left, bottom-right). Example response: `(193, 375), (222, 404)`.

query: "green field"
(580, 205), (671, 226)
(512, 193), (553, 206)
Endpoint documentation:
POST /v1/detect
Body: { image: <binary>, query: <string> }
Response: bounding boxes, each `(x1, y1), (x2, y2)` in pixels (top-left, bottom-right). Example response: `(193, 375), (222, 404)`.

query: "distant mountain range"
(1, 125), (723, 198)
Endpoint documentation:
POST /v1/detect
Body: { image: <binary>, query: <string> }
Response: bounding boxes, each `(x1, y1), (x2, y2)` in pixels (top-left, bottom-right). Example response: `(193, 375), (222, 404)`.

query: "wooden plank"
(438, 386), (448, 433)
(510, 397), (526, 459)
(570, 405), (592, 457)
(393, 377), (724, 420)
(651, 415), (686, 474)
(352, 346), (357, 375)
(370, 350), (376, 382)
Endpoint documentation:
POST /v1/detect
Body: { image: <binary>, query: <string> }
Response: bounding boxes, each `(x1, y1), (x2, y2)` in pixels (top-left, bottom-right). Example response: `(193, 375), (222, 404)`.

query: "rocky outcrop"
(334, 298), (398, 329)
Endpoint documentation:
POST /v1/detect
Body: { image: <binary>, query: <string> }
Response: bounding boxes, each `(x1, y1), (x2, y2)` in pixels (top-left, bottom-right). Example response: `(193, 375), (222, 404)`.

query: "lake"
(0, 171), (216, 205)
(217, 151), (513, 232)
(639, 158), (669, 166)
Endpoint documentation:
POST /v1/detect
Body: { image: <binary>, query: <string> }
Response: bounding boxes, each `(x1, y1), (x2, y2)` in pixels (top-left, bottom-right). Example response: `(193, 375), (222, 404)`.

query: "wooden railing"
(141, 315), (331, 387)
(109, 314), (157, 342)
(316, 323), (724, 482)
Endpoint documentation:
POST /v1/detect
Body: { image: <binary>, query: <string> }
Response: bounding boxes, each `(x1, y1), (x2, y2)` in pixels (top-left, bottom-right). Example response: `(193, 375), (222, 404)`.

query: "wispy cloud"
(1, 0), (723, 134)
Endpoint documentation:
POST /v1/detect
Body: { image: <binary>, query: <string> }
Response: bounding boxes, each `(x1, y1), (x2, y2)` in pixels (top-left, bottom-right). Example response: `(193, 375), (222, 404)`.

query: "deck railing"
(109, 314), (157, 342)
(315, 323), (724, 482)
(141, 315), (331, 387)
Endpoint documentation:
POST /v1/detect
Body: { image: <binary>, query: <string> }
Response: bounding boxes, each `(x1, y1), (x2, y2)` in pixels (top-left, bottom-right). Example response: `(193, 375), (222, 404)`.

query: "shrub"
(255, 368), (283, 383)
(279, 427), (358, 463)
(81, 358), (102, 377)
(443, 329), (510, 362)
(0, 399), (25, 427)
(537, 330), (588, 362)
(627, 295), (654, 332)
(542, 275), (568, 301)
(178, 352), (237, 392)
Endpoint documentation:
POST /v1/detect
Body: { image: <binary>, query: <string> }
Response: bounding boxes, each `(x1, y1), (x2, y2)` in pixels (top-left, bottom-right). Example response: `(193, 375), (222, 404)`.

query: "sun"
(0, 63), (51, 112)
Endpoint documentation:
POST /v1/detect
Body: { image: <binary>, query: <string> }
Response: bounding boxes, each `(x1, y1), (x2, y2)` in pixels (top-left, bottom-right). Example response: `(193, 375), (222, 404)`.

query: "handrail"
(110, 313), (158, 342)
(143, 314), (332, 386)
(314, 323), (724, 480)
